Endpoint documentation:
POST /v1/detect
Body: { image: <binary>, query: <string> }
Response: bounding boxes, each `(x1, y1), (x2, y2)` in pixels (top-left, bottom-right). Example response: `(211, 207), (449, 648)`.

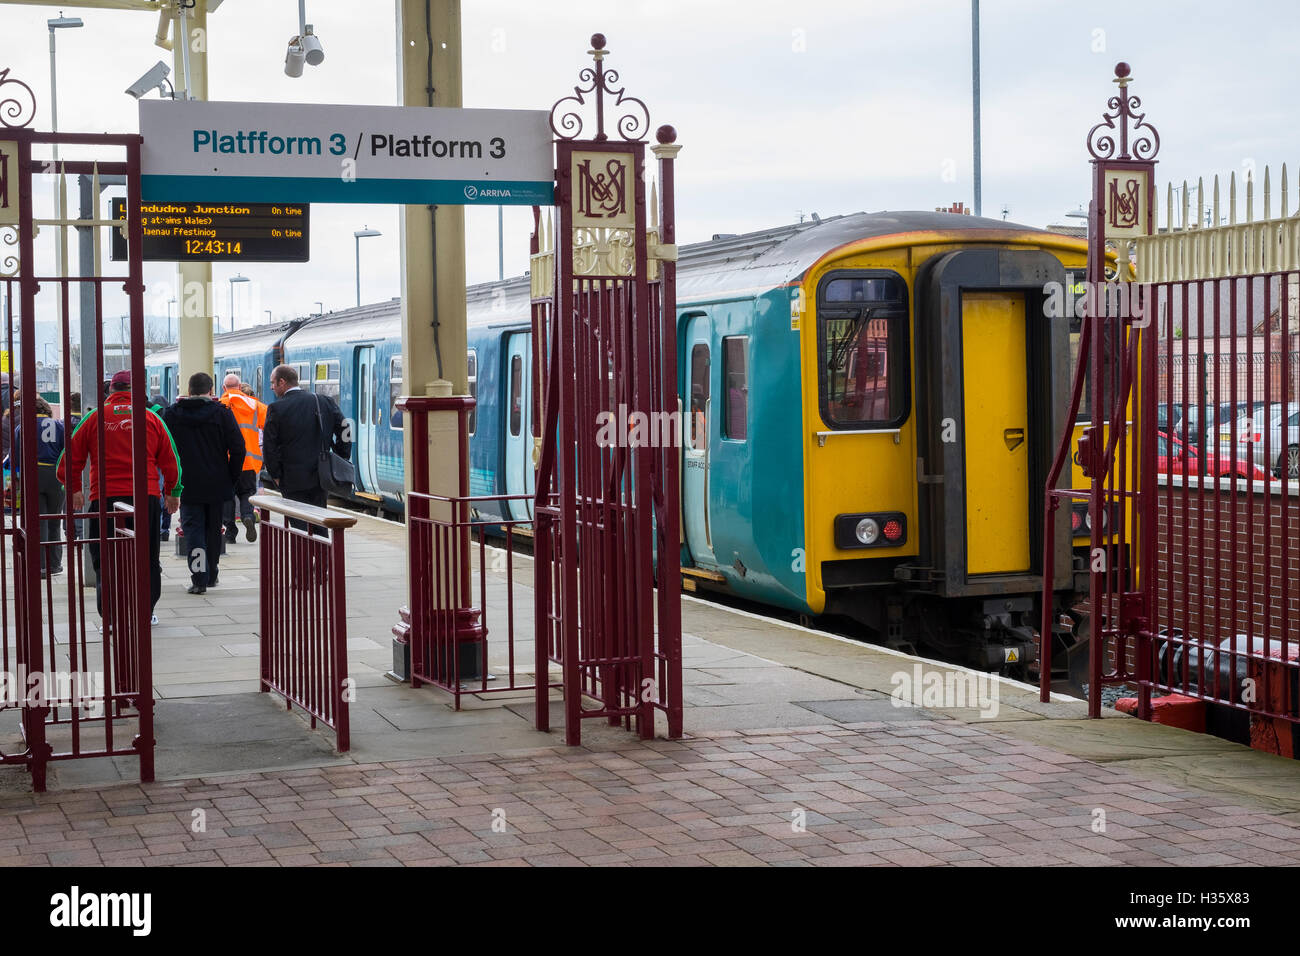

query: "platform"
(3, 514), (1300, 866)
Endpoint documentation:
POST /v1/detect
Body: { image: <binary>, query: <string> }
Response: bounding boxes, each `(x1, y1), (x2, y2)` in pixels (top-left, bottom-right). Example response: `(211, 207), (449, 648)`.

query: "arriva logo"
(464, 185), (513, 201)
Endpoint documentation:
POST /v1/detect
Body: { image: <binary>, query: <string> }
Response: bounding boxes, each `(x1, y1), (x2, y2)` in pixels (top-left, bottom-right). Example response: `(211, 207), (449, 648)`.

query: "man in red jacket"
(56, 369), (182, 623)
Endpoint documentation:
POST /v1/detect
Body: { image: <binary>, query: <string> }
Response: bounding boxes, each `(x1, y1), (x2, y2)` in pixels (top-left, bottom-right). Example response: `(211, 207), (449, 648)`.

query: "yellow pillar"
(174, 0), (213, 384)
(395, 0), (468, 501)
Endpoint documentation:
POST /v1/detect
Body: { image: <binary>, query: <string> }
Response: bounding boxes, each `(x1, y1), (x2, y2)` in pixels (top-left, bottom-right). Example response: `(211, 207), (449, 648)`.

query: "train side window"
(297, 364), (311, 391)
(315, 360), (340, 401)
(722, 336), (747, 441)
(509, 354), (523, 437)
(467, 349), (478, 436)
(817, 271), (908, 429)
(389, 356), (403, 430)
(690, 344), (709, 449)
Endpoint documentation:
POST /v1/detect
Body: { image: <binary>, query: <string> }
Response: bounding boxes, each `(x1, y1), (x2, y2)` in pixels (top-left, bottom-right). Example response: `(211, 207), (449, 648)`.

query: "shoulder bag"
(314, 393), (355, 494)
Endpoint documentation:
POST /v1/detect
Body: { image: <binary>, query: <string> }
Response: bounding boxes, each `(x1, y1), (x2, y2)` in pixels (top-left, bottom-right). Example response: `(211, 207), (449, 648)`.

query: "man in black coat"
(163, 372), (244, 595)
(263, 364), (350, 529)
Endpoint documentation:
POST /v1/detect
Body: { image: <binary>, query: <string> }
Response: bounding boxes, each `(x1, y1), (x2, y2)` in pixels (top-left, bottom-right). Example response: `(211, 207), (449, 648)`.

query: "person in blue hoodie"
(10, 396), (67, 577)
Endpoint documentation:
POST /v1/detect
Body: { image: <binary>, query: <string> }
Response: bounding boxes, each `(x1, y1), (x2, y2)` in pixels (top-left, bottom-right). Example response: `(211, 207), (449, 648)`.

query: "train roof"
(673, 210), (1086, 302)
(144, 212), (1086, 362)
(212, 319), (303, 355)
(461, 210), (1086, 322)
(279, 300), (401, 351)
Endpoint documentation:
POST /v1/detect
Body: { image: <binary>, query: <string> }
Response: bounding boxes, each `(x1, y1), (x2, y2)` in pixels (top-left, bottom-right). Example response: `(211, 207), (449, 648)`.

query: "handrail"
(250, 493), (358, 530)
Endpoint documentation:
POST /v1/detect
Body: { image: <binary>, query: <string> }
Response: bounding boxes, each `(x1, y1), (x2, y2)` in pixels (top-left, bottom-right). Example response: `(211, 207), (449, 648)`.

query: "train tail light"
(835, 512), (907, 550)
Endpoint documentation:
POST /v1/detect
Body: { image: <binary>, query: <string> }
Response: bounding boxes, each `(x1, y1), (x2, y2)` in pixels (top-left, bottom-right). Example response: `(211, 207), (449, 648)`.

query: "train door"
(504, 332), (534, 521)
(354, 345), (379, 494)
(161, 365), (175, 404)
(961, 292), (1030, 573)
(682, 314), (715, 566)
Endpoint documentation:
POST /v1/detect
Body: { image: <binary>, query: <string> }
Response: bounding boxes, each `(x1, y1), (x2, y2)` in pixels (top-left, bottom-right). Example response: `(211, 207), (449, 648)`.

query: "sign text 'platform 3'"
(139, 100), (555, 206)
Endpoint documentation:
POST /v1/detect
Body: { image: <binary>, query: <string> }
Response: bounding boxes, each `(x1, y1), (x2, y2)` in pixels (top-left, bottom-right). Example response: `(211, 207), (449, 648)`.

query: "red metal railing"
(393, 394), (553, 708)
(0, 116), (156, 790)
(404, 489), (553, 708)
(253, 495), (355, 752)
(1143, 275), (1299, 731)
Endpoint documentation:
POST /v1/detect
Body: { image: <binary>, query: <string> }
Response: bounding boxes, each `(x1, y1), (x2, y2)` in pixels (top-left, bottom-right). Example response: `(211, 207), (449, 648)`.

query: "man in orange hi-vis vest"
(219, 372), (268, 543)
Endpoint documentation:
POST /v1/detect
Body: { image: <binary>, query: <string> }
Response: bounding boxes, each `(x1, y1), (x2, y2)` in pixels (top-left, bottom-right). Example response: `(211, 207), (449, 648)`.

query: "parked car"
(1161, 430), (1270, 481)
(1214, 402), (1298, 479)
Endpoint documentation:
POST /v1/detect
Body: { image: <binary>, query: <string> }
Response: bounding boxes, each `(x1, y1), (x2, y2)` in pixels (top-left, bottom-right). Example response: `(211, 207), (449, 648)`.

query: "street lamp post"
(264, 309), (272, 324)
(228, 274), (250, 332)
(167, 297), (176, 344)
(47, 12), (84, 163)
(353, 227), (381, 308)
(313, 301), (323, 316)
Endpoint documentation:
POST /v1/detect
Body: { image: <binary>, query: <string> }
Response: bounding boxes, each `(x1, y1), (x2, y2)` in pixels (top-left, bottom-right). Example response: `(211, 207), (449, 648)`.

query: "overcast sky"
(3, 0), (1300, 350)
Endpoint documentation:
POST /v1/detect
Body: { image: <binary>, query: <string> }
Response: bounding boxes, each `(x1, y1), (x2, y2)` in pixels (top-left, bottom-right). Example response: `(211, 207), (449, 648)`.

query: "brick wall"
(1154, 479), (1300, 649)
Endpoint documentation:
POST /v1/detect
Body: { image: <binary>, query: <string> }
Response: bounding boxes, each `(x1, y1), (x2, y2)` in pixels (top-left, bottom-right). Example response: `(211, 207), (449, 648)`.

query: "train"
(147, 211), (1096, 680)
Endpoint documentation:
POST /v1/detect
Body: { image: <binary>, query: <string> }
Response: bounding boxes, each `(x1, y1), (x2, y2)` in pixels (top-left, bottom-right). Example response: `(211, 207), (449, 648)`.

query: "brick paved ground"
(2, 719), (1299, 867)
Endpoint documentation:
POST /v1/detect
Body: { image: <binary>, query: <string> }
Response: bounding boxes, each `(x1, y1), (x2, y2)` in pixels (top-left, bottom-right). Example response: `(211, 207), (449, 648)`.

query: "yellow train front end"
(795, 217), (1092, 674)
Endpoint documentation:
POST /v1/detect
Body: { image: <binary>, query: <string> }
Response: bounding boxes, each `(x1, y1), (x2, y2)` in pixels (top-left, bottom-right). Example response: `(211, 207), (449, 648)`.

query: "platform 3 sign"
(139, 100), (554, 206)
(109, 197), (310, 262)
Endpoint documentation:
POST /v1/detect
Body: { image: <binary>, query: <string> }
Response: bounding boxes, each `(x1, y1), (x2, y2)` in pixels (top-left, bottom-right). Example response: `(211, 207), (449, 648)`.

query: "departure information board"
(110, 197), (310, 262)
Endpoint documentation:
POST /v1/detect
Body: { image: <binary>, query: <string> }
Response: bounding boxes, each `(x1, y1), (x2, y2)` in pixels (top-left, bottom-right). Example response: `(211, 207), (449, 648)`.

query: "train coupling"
(978, 596), (1038, 675)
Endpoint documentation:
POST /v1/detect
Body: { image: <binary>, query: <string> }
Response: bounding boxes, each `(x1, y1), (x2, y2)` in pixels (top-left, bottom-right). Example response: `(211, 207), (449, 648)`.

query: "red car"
(1158, 431), (1271, 480)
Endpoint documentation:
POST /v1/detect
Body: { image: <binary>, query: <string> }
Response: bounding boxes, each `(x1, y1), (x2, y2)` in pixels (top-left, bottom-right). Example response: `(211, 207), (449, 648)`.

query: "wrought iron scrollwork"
(0, 226), (18, 278)
(1087, 62), (1160, 162)
(550, 34), (651, 142)
(0, 68), (36, 129)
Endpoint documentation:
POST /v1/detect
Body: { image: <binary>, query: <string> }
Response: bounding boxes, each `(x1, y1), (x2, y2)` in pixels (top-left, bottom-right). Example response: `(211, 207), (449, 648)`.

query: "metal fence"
(253, 495), (355, 752)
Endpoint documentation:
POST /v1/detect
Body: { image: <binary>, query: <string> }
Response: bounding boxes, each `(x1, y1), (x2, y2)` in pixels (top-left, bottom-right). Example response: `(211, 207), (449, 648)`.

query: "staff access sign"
(139, 100), (554, 206)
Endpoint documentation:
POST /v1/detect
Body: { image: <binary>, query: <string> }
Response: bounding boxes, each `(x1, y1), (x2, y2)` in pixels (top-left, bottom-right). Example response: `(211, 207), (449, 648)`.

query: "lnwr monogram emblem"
(1108, 177), (1140, 229)
(576, 156), (627, 219)
(570, 150), (635, 229)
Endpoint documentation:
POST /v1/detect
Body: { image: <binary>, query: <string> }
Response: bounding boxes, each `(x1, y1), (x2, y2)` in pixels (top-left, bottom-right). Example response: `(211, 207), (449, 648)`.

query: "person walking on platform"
(219, 372), (267, 544)
(263, 364), (350, 532)
(56, 369), (182, 624)
(164, 373), (244, 595)
(8, 396), (66, 577)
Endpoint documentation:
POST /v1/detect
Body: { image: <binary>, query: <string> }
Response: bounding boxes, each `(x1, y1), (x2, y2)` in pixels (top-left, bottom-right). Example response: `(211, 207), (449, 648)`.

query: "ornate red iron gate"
(0, 69), (154, 791)
(1042, 64), (1300, 745)
(532, 36), (683, 745)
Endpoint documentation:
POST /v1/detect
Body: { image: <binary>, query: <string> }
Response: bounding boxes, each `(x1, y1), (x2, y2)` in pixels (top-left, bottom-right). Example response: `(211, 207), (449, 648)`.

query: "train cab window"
(467, 349), (478, 436)
(722, 336), (748, 440)
(389, 356), (403, 430)
(817, 271), (908, 429)
(690, 344), (709, 449)
(509, 354), (523, 437)
(314, 361), (340, 401)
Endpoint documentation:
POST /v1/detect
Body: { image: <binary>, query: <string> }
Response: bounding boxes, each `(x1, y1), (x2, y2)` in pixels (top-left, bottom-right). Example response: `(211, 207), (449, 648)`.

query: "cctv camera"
(302, 24), (324, 66)
(125, 61), (171, 100)
(284, 37), (306, 78)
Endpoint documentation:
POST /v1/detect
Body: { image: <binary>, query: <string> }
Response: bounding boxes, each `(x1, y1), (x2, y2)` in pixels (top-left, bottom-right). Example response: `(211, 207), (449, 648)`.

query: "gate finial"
(0, 68), (37, 129)
(1087, 61), (1160, 162)
(550, 34), (651, 143)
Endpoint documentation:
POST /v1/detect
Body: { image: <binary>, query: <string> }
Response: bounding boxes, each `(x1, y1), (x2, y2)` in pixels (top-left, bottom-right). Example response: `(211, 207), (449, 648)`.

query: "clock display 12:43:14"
(185, 239), (243, 255)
